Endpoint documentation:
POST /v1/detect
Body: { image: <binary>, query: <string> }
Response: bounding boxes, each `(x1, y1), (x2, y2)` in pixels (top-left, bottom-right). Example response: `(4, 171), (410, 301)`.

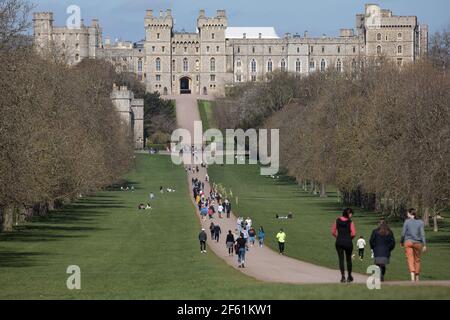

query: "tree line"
(213, 31), (450, 231)
(0, 1), (135, 231)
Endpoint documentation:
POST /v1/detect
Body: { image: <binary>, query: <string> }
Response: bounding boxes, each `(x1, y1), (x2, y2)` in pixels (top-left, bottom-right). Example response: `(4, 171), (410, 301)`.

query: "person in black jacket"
(370, 219), (395, 282)
(199, 228), (207, 254)
(331, 208), (356, 283)
(226, 230), (235, 256)
(213, 224), (222, 242)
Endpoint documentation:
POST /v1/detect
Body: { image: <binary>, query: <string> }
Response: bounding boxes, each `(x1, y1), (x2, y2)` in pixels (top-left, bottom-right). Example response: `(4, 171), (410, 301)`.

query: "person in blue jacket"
(258, 227), (266, 247)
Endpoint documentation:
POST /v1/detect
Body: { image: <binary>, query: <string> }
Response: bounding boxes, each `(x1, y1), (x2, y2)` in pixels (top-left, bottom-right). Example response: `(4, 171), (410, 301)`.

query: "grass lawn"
(198, 100), (216, 131)
(208, 164), (450, 283)
(1, 155), (449, 299)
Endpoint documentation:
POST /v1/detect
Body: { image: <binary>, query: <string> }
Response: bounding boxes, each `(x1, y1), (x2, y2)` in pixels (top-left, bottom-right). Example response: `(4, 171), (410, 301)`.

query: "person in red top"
(331, 208), (356, 283)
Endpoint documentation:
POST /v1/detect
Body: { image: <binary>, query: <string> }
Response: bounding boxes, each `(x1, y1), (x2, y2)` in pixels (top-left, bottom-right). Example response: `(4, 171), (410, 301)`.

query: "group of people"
(193, 178), (232, 221)
(120, 185), (134, 192)
(332, 208), (426, 283)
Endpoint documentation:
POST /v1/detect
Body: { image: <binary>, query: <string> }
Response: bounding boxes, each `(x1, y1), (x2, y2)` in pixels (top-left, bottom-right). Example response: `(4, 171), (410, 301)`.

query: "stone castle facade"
(34, 4), (428, 96)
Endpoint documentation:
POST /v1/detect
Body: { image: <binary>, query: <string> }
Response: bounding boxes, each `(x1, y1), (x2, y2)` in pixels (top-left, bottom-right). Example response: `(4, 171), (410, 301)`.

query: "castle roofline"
(226, 27), (279, 39)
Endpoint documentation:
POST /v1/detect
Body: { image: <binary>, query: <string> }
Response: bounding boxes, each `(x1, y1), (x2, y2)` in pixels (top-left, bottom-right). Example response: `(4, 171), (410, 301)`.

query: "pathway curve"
(172, 94), (450, 286)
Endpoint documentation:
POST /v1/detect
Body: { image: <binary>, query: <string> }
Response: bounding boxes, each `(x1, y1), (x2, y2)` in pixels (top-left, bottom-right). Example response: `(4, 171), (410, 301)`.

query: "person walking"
(248, 227), (256, 246)
(226, 230), (235, 256)
(226, 199), (232, 219)
(276, 229), (287, 255)
(332, 208), (356, 283)
(357, 236), (366, 260)
(370, 219), (395, 282)
(235, 233), (247, 268)
(218, 203), (224, 219)
(401, 208), (427, 282)
(209, 222), (215, 239)
(258, 227), (266, 247)
(214, 224), (222, 242)
(199, 228), (207, 253)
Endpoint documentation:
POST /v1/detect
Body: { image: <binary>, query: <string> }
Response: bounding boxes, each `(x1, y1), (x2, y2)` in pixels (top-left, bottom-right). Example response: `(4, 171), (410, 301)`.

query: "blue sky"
(34, 0), (450, 42)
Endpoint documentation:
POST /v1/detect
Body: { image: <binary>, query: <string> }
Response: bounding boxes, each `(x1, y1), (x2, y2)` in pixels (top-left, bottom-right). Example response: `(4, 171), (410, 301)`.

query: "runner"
(356, 236), (366, 260)
(401, 208), (427, 282)
(331, 208), (356, 283)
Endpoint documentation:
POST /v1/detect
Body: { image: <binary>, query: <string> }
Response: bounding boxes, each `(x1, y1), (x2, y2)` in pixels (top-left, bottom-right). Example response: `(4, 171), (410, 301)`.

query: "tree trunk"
(310, 181), (315, 194)
(1, 205), (14, 232)
(423, 207), (430, 227)
(320, 183), (327, 198)
(433, 213), (439, 232)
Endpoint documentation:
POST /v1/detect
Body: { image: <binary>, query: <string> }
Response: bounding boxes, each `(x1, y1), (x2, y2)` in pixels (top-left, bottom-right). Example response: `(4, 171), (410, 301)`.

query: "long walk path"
(173, 94), (450, 286)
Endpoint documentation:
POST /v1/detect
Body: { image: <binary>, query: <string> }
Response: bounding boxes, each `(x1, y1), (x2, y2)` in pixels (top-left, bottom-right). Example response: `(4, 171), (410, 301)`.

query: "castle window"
(268, 47), (272, 54)
(236, 75), (242, 82)
(210, 75), (216, 82)
(267, 59), (273, 72)
(162, 46), (165, 52)
(183, 58), (189, 72)
(184, 47), (187, 53)
(216, 46), (220, 52)
(152, 46), (155, 52)
(206, 46), (210, 53)
(322, 46), (325, 53)
(309, 60), (315, 70)
(75, 43), (79, 50)
(156, 58), (161, 71)
(156, 74), (161, 81)
(336, 59), (342, 72)
(173, 47), (176, 53)
(212, 33), (215, 39)
(173, 75), (175, 82)
(337, 46), (341, 54)
(252, 47), (255, 54)
(320, 59), (326, 72)
(251, 75), (256, 82)
(398, 33), (403, 40)
(310, 46), (314, 53)
(397, 58), (403, 67)
(75, 54), (79, 61)
(172, 60), (176, 72)
(236, 59), (241, 68)
(377, 45), (382, 55)
(210, 58), (216, 72)
(157, 33), (160, 39)
(243, 33), (247, 39)
(377, 33), (382, 41)
(353, 46), (356, 53)
(251, 59), (257, 73)
(280, 59), (286, 71)
(138, 59), (143, 72)
(398, 45), (403, 54)
(296, 59), (301, 73)
(196, 60), (200, 72)
(196, 47), (199, 53)
(297, 47), (300, 53)
(237, 46), (240, 53)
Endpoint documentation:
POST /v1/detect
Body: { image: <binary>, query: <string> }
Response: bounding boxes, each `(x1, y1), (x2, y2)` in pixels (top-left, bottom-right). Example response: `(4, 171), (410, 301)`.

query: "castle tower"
(197, 10), (230, 96)
(33, 12), (54, 50)
(144, 9), (173, 94)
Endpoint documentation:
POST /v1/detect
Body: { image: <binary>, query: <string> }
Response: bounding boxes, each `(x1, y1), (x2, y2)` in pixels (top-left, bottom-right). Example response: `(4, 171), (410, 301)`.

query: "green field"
(208, 164), (450, 282)
(198, 100), (216, 131)
(1, 155), (449, 299)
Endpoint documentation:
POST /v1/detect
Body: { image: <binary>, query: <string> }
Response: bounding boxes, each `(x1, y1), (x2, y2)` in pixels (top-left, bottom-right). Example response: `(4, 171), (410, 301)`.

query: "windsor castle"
(33, 4), (429, 96)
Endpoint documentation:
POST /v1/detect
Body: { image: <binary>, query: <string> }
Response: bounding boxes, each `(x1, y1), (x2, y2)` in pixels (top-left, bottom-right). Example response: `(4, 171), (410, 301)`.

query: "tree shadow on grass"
(0, 191), (123, 267)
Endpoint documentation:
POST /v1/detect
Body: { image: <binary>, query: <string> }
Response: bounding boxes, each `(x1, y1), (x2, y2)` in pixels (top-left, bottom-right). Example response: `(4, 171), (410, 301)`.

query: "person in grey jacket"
(401, 208), (427, 282)
(199, 228), (208, 254)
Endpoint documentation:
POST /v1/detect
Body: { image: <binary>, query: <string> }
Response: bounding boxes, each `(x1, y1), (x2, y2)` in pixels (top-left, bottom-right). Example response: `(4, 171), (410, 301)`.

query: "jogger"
(332, 208), (356, 283)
